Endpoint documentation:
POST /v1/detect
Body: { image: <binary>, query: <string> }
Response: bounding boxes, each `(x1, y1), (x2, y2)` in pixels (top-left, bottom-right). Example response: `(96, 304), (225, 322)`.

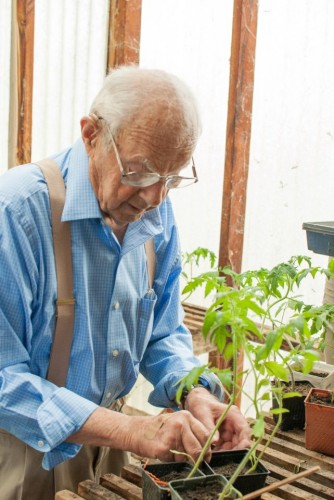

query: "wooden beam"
(100, 473), (142, 500)
(9, 0), (35, 166)
(107, 0), (142, 72)
(78, 480), (123, 499)
(219, 0), (259, 274)
(215, 1), (259, 406)
(55, 491), (85, 499)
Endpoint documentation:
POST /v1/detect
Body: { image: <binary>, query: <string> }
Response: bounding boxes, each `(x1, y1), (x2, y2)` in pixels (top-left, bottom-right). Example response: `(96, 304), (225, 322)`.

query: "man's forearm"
(67, 407), (134, 450)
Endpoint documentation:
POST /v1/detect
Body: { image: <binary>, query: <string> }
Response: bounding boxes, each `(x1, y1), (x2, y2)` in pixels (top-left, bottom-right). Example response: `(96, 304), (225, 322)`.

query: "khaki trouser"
(0, 401), (129, 500)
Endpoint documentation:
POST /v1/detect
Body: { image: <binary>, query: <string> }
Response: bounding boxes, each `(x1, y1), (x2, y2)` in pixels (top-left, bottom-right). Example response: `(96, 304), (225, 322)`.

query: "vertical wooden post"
(219, 0), (258, 274)
(216, 0), (259, 406)
(8, 0), (35, 166)
(107, 0), (142, 71)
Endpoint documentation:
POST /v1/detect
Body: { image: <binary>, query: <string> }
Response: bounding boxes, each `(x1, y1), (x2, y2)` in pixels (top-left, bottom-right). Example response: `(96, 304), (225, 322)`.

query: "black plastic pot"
(302, 221), (334, 256)
(204, 449), (269, 497)
(142, 461), (204, 500)
(169, 474), (237, 500)
(272, 380), (312, 431)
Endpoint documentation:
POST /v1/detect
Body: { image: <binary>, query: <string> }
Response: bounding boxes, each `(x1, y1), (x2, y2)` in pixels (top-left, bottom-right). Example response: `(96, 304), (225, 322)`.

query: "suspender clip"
(57, 298), (76, 305)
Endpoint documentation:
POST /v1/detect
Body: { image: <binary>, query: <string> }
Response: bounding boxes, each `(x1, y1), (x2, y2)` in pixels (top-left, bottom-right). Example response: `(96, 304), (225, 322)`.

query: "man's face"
(84, 114), (194, 228)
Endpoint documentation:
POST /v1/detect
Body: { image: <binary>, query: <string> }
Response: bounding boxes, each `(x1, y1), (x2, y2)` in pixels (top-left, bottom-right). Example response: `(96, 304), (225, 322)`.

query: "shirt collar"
(62, 139), (101, 221)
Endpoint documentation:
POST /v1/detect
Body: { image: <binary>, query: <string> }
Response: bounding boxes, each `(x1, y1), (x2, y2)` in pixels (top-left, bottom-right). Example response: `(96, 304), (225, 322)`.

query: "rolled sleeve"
(37, 387), (98, 470)
(149, 370), (224, 410)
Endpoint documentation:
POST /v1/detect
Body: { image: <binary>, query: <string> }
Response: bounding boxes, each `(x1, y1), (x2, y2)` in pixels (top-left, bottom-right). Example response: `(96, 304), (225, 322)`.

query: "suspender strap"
(35, 159), (155, 387)
(35, 159), (75, 387)
(144, 238), (155, 290)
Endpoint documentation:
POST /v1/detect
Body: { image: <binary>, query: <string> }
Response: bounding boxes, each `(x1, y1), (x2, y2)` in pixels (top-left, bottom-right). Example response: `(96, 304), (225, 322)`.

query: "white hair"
(89, 65), (202, 151)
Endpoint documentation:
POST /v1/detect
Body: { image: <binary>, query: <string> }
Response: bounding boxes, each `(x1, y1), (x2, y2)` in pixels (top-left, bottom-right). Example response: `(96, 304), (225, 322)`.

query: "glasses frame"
(94, 115), (198, 189)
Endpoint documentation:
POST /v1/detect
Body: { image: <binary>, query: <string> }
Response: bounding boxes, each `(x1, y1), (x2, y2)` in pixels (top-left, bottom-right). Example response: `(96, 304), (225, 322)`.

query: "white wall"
(140, 0), (334, 306)
(243, 0), (334, 304)
(32, 0), (110, 160)
(140, 0), (234, 263)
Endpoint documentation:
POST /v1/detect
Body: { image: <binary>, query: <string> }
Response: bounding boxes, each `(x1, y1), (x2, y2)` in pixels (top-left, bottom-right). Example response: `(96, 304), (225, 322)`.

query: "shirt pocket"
(134, 290), (157, 363)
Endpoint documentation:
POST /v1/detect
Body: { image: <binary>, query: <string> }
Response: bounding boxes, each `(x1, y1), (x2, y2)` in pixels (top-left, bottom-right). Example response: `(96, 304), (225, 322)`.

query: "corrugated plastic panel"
(0, 0), (12, 173)
(32, 0), (109, 160)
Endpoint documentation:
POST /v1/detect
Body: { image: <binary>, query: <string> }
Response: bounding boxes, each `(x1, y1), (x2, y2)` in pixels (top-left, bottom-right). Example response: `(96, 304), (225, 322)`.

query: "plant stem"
(218, 439), (261, 499)
(187, 400), (234, 478)
(188, 329), (239, 479)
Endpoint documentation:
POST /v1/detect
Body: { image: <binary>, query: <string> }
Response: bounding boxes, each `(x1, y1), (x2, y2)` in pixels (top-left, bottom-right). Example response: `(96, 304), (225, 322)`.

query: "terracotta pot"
(305, 387), (334, 455)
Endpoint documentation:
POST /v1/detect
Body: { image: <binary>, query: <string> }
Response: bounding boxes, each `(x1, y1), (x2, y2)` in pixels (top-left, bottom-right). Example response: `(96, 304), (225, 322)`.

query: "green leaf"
(216, 369), (233, 390)
(224, 341), (234, 361)
(271, 408), (290, 415)
(328, 259), (334, 274)
(283, 391), (304, 399)
(246, 299), (266, 318)
(258, 379), (270, 390)
(174, 365), (208, 403)
(202, 311), (217, 339)
(208, 323), (230, 352)
(252, 418), (265, 438)
(264, 362), (289, 381)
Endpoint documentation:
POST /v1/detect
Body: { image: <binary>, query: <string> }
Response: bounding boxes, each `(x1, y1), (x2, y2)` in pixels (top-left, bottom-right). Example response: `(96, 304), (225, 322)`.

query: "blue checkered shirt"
(0, 139), (223, 470)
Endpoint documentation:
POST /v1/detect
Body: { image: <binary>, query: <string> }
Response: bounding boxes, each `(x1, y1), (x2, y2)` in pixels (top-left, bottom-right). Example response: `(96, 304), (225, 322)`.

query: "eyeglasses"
(96, 115), (198, 189)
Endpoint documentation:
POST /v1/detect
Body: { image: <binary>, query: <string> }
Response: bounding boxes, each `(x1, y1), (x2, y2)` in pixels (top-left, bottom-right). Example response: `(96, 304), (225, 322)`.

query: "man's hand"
(126, 410), (213, 463)
(69, 390), (251, 463)
(69, 407), (213, 463)
(183, 387), (252, 451)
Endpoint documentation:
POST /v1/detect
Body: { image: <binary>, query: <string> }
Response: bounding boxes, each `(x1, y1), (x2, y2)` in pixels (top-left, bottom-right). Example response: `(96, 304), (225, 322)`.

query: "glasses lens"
(166, 176), (198, 189)
(121, 172), (160, 187)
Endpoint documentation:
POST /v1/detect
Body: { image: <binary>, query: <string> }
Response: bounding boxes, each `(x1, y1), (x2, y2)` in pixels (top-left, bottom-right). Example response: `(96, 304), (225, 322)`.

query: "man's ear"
(80, 115), (99, 153)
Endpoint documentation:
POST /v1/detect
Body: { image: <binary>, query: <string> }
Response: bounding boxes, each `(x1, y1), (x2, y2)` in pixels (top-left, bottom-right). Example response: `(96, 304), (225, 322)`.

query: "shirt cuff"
(42, 442), (82, 470)
(148, 371), (224, 409)
(36, 387), (98, 469)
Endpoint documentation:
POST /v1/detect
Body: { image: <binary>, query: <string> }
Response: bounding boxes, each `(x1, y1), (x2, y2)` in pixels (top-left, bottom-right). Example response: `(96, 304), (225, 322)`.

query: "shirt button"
(113, 302), (120, 310)
(106, 392), (112, 398)
(37, 440), (44, 448)
(112, 349), (119, 357)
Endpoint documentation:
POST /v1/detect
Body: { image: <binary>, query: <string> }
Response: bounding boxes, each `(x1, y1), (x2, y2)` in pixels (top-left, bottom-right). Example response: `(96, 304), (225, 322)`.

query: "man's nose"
(140, 181), (167, 207)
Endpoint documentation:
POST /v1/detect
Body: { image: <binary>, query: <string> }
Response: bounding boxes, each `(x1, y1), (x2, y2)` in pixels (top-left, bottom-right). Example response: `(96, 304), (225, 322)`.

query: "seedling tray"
(303, 221), (334, 256)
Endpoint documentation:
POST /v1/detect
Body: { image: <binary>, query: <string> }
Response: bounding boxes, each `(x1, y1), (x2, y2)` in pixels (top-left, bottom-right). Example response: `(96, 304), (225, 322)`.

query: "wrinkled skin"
(184, 388), (252, 453)
(69, 388), (251, 464)
(81, 112), (193, 242)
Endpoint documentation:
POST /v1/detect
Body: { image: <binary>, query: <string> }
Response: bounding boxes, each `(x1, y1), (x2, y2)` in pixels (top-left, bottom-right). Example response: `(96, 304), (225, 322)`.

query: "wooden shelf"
(55, 416), (334, 499)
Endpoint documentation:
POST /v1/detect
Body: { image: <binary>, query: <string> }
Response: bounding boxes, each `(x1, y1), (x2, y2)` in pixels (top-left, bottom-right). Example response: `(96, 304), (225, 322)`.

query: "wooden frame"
(8, 0), (35, 166)
(219, 0), (259, 274)
(107, 0), (142, 71)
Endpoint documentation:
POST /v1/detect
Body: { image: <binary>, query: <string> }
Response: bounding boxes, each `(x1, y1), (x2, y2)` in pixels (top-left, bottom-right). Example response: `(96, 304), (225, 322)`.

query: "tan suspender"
(36, 159), (75, 387)
(145, 238), (155, 290)
(36, 159), (155, 387)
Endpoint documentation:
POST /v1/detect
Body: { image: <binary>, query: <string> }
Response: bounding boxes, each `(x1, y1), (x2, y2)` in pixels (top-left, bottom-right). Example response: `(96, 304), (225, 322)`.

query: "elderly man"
(0, 66), (250, 499)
